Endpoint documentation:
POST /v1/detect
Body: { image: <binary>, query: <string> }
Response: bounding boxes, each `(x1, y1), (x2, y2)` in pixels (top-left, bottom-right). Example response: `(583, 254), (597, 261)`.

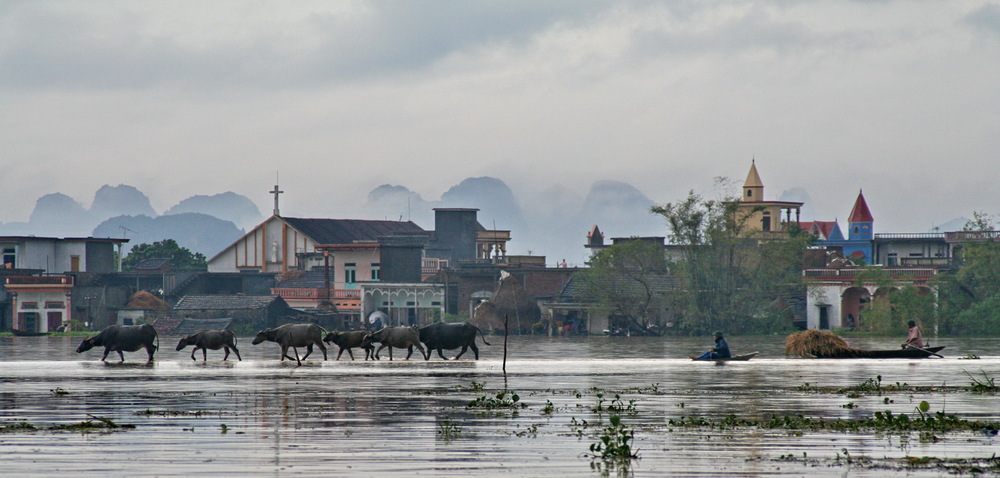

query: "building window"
(45, 301), (65, 309)
(21, 302), (38, 310)
(344, 263), (356, 284)
(746, 190), (752, 198)
(371, 263), (380, 281)
(2, 247), (15, 268)
(762, 211), (772, 232)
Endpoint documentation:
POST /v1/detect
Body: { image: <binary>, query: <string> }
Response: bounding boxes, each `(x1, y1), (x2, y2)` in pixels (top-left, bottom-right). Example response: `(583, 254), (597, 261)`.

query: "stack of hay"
(785, 330), (859, 358)
(125, 291), (170, 311)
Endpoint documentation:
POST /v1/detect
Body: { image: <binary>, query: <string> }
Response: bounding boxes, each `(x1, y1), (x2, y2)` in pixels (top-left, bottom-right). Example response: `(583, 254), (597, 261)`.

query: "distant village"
(0, 163), (988, 336)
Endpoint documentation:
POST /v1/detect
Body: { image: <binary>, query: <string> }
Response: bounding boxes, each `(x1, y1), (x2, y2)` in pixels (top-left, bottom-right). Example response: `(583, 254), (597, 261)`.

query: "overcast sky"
(2, 1), (999, 242)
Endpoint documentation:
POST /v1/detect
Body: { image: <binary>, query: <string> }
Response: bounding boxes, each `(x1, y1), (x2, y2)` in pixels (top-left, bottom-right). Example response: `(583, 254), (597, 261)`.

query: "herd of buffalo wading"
(74, 322), (492, 365)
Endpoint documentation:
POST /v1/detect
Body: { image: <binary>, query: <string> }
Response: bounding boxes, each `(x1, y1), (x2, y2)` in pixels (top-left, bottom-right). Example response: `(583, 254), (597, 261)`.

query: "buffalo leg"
(101, 347), (111, 362)
(416, 343), (428, 360)
(190, 348), (198, 361)
(223, 347), (230, 361)
(437, 348), (450, 360)
(202, 347), (208, 361)
(317, 342), (328, 360)
(454, 346), (467, 360)
(232, 345), (241, 361)
(118, 350), (126, 362)
(375, 344), (388, 360)
(406, 346), (414, 360)
(145, 345), (154, 363)
(301, 344), (314, 360)
(471, 342), (480, 360)
(293, 346), (302, 366)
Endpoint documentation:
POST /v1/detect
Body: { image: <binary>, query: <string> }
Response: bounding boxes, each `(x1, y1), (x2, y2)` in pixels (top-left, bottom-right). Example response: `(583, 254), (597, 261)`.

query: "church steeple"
(847, 190), (873, 241)
(743, 159), (764, 202)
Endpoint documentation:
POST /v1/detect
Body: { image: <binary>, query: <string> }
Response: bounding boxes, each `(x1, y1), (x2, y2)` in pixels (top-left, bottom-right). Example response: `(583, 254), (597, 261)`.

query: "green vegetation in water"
(50, 387), (69, 396)
(959, 353), (981, 360)
(437, 418), (462, 441)
(468, 390), (525, 411)
(964, 369), (999, 393)
(4, 415), (137, 434)
(592, 392), (637, 416)
(759, 451), (1000, 475)
(135, 409), (227, 417)
(668, 403), (998, 434)
(587, 414), (639, 474)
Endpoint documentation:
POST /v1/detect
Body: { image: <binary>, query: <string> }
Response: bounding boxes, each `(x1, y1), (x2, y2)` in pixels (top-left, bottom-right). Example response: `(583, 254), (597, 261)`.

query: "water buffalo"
(176, 329), (242, 361)
(252, 323), (327, 365)
(76, 324), (159, 363)
(323, 330), (375, 360)
(364, 326), (427, 361)
(419, 322), (491, 360)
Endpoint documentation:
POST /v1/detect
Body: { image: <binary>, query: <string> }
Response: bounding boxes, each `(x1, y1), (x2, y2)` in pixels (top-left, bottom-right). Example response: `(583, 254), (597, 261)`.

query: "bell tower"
(743, 160), (764, 202)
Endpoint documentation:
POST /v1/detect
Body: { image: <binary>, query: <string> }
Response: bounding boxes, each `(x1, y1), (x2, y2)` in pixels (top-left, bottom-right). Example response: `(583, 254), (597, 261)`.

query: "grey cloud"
(0, 1), (607, 91)
(965, 4), (1000, 37)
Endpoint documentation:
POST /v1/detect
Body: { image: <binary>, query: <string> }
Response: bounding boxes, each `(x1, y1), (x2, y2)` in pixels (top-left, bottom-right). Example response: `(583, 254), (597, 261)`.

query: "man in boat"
(902, 320), (924, 349)
(692, 331), (731, 360)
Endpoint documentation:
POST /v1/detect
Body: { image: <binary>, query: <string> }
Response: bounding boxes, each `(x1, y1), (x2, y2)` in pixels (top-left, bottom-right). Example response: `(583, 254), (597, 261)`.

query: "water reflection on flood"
(1, 335), (998, 477)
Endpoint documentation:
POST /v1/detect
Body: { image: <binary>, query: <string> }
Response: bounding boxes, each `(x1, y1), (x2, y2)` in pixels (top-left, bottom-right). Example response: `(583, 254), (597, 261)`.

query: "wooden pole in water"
(503, 313), (509, 375)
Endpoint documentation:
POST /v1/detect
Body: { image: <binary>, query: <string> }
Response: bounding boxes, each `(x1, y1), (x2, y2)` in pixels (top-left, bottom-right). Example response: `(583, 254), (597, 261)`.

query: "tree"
(579, 239), (671, 336)
(937, 211), (1000, 335)
(121, 239), (207, 271)
(650, 189), (812, 335)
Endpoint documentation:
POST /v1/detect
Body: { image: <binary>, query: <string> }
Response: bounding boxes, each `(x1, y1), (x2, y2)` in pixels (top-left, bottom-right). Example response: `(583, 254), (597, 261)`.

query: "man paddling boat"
(692, 331), (731, 360)
(902, 320), (924, 349)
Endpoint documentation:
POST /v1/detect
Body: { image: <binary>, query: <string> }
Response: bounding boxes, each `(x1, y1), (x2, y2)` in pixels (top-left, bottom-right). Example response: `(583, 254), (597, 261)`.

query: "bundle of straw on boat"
(785, 330), (860, 358)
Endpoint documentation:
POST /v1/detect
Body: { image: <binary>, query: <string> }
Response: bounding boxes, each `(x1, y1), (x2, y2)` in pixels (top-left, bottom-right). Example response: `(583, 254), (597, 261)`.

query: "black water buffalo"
(364, 326), (427, 361)
(323, 330), (375, 360)
(176, 329), (241, 361)
(419, 322), (491, 360)
(252, 323), (327, 365)
(76, 324), (159, 363)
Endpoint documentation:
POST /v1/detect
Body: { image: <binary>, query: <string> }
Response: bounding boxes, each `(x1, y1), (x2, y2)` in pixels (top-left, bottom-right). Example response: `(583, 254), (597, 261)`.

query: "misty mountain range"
(0, 179), (669, 262)
(1, 179), (967, 263)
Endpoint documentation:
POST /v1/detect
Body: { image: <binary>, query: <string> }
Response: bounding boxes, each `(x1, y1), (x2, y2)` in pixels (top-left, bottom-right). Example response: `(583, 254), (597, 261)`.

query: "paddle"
(905, 344), (944, 358)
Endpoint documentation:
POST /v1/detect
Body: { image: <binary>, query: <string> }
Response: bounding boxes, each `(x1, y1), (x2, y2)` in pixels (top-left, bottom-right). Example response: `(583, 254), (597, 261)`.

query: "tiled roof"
(173, 295), (282, 310)
(135, 258), (171, 271)
(173, 318), (234, 336)
(554, 273), (680, 303)
(282, 218), (425, 245)
(275, 270), (328, 289)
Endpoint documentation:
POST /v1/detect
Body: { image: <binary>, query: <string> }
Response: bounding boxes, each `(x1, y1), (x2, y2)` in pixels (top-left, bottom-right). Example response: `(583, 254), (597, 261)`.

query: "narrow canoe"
(811, 345), (945, 359)
(691, 351), (759, 362)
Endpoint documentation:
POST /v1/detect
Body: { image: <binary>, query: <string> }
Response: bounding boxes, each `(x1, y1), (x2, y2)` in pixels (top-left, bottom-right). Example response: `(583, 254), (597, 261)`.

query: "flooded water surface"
(2, 334), (999, 476)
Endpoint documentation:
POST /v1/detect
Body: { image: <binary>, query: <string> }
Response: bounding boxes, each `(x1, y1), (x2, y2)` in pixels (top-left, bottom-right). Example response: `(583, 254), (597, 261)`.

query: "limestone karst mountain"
(162, 192), (262, 230)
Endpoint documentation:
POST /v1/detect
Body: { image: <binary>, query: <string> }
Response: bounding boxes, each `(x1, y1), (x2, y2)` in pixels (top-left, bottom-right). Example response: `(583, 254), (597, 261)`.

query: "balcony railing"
(5, 276), (73, 286)
(803, 268), (939, 279)
(271, 288), (360, 300)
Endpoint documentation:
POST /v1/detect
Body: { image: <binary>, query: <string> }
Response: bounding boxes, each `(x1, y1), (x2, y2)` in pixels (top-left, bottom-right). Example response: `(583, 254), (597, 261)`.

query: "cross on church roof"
(271, 184), (284, 216)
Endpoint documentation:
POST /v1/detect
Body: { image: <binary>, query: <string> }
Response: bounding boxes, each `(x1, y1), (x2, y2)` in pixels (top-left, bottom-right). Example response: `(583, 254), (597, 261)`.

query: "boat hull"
(811, 346), (945, 359)
(691, 352), (759, 362)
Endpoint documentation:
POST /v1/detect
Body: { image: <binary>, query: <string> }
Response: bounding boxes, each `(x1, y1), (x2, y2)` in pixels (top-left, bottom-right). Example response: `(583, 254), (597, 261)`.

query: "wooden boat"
(11, 329), (49, 337)
(810, 345), (945, 359)
(691, 351), (759, 362)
